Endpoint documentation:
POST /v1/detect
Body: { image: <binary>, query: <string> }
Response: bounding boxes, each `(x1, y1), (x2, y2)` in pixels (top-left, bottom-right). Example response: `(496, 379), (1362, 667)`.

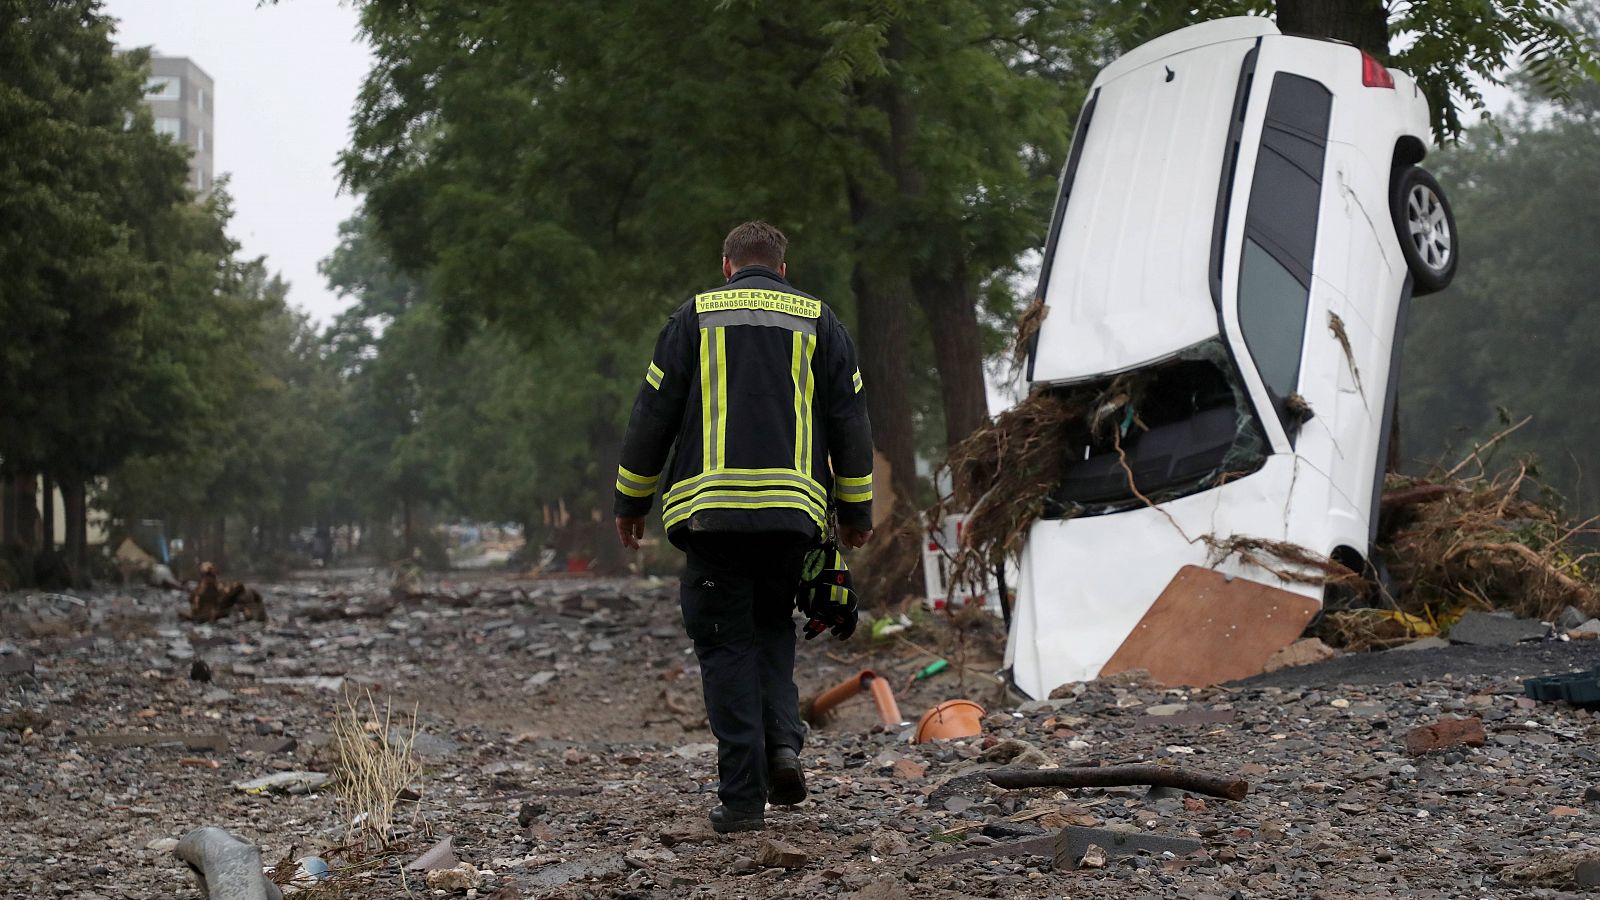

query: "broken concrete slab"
(80, 732), (227, 753)
(173, 827), (284, 900)
(394, 728), (460, 758)
(406, 836), (458, 872)
(1448, 611), (1548, 646)
(1053, 826), (1202, 870)
(1391, 636), (1451, 652)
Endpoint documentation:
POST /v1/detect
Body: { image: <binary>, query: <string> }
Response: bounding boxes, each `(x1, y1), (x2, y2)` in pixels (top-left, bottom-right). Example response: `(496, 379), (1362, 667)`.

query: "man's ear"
(778, 262), (787, 278)
(722, 257), (735, 280)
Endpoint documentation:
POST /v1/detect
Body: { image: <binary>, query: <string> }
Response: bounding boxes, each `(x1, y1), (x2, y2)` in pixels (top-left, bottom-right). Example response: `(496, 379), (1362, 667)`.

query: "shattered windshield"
(1042, 337), (1269, 518)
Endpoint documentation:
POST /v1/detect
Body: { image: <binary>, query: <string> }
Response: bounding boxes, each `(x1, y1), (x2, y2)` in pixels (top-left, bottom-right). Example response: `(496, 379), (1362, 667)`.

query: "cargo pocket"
(679, 570), (752, 649)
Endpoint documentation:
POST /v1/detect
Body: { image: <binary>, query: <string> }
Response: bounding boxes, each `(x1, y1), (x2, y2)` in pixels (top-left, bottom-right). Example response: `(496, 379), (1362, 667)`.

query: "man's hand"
(838, 526), (873, 549)
(616, 516), (645, 550)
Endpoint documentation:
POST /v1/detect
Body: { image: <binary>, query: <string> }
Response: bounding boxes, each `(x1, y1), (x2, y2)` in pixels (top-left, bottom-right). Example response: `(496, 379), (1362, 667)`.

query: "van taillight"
(1361, 51), (1394, 89)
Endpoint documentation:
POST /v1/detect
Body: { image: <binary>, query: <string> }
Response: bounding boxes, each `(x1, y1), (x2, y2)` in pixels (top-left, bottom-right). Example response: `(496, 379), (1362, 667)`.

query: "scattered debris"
(1404, 717), (1487, 756)
(186, 562), (267, 623)
(173, 827), (284, 900)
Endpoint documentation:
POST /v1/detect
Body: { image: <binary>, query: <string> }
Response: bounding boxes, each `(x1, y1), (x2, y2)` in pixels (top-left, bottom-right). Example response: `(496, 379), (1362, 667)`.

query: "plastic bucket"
(913, 699), (986, 744)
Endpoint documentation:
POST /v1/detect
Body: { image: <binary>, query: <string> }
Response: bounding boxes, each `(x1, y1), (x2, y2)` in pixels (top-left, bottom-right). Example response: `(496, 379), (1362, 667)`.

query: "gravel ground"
(3, 571), (1599, 899)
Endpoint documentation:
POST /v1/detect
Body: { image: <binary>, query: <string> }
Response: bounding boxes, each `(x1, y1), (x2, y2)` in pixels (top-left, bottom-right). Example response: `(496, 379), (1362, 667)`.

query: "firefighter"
(615, 221), (874, 833)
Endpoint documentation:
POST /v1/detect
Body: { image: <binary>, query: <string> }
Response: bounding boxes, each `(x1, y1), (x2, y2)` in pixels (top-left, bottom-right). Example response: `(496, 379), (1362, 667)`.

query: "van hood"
(1031, 24), (1266, 385)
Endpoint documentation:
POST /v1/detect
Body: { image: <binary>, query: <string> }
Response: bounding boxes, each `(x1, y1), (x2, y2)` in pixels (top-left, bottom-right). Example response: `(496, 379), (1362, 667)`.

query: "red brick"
(1404, 717), (1486, 756)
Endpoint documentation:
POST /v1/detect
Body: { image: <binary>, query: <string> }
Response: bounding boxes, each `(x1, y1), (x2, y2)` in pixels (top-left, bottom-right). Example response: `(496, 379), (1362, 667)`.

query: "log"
(987, 764), (1250, 801)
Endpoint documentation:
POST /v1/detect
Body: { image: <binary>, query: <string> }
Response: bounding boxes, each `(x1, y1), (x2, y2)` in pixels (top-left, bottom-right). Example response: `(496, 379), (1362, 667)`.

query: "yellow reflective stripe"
(831, 584), (846, 605)
(616, 465), (660, 498)
(663, 468), (825, 505)
(835, 488), (873, 503)
(661, 490), (826, 530)
(852, 369), (863, 393)
(836, 474), (872, 488)
(791, 332), (815, 474)
(699, 328), (712, 471)
(616, 479), (656, 498)
(714, 327), (727, 469)
(645, 362), (664, 389)
(695, 288), (821, 319)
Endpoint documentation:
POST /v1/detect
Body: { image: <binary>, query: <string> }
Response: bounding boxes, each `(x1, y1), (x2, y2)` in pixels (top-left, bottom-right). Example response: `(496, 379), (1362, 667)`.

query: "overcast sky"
(105, 0), (372, 324)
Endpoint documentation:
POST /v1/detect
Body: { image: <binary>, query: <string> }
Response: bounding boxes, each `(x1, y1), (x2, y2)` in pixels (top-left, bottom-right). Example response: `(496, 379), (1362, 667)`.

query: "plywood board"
(1100, 565), (1320, 686)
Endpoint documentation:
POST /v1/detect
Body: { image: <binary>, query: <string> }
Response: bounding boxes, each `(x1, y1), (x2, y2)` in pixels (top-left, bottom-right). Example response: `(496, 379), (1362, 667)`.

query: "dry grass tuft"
(333, 688), (421, 850)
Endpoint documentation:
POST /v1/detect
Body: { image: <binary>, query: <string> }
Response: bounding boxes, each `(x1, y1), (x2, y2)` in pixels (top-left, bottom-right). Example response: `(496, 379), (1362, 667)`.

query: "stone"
(146, 837), (179, 852)
(1584, 785), (1600, 804)
(526, 670), (557, 687)
(1079, 843), (1108, 869)
(729, 856), (760, 875)
(1053, 826), (1202, 870)
(424, 863), (480, 892)
(1145, 703), (1188, 716)
(1447, 611), (1547, 646)
(407, 836), (458, 872)
(1, 653), (37, 676)
(396, 729), (459, 758)
(1262, 638), (1339, 673)
(189, 659), (212, 682)
(232, 771), (330, 795)
(891, 758), (927, 780)
(517, 801), (546, 826)
(1577, 860), (1600, 888)
(1557, 605), (1589, 630)
(1550, 806), (1583, 817)
(980, 737), (1052, 768)
(243, 736), (297, 755)
(1405, 717), (1486, 756)
(756, 839), (807, 869)
(658, 822), (717, 847)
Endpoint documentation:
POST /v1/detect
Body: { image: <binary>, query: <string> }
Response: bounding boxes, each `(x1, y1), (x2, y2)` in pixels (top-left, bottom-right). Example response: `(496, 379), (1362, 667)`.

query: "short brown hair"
(722, 221), (787, 268)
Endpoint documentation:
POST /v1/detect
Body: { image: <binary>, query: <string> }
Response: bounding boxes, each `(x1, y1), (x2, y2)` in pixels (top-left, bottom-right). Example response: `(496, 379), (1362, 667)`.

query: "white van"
(1010, 17), (1458, 698)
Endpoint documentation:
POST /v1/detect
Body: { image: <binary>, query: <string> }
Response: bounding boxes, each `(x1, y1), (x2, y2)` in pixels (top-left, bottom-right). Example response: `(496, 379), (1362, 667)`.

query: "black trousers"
(679, 531), (809, 811)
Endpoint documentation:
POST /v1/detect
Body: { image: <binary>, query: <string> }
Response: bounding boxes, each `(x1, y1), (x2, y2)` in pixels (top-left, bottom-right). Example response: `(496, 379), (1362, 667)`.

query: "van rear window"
(1237, 73), (1332, 417)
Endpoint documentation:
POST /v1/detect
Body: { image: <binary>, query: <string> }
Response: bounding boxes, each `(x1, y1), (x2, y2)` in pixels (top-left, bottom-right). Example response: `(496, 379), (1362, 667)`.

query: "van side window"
(1237, 73), (1332, 415)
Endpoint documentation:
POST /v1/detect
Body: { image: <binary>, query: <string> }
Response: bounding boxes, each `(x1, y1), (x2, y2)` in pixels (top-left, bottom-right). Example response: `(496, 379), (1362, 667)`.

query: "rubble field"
(3, 571), (1599, 899)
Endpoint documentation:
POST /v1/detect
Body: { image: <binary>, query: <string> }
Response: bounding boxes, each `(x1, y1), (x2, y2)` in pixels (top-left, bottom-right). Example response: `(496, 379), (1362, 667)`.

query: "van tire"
(1390, 166), (1458, 295)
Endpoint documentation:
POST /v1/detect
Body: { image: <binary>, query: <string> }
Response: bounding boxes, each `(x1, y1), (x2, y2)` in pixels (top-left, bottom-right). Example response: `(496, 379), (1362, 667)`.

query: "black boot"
(709, 805), (765, 834)
(767, 746), (807, 806)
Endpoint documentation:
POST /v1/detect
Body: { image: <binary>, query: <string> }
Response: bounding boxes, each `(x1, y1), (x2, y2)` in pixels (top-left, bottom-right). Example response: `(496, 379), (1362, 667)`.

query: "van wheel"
(1390, 167), (1458, 295)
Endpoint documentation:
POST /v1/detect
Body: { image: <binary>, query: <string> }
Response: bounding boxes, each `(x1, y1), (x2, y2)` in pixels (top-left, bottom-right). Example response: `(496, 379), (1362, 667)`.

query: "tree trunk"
(912, 268), (991, 446)
(63, 480), (88, 588)
(848, 260), (920, 513)
(41, 475), (55, 550)
(1276, 0), (1389, 57)
(12, 474), (40, 553)
(401, 496), (414, 560)
(586, 358), (627, 575)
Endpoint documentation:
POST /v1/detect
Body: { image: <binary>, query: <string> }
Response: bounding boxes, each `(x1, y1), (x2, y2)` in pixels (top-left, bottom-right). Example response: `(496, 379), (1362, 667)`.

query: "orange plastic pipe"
(809, 669), (903, 728)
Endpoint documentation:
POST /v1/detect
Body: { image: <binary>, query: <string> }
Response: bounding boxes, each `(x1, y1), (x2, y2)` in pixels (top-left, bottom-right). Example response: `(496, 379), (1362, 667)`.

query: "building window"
(195, 170), (207, 191)
(154, 117), (181, 140)
(195, 87), (207, 112)
(147, 75), (179, 99)
(195, 128), (205, 152)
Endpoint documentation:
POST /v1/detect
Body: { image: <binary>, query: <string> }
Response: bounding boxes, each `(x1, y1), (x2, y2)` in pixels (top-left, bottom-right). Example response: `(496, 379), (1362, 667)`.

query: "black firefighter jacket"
(614, 266), (874, 546)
